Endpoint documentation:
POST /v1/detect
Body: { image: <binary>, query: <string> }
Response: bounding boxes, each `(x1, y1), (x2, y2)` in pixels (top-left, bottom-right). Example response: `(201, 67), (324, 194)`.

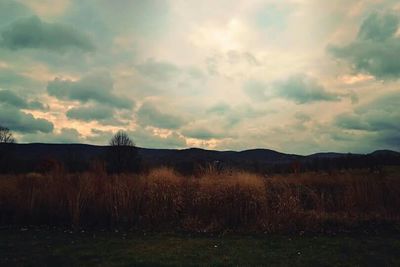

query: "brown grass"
(0, 167), (399, 233)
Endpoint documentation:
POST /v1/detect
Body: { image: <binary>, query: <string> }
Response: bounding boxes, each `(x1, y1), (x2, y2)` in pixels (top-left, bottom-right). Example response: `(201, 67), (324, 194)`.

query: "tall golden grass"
(0, 167), (399, 233)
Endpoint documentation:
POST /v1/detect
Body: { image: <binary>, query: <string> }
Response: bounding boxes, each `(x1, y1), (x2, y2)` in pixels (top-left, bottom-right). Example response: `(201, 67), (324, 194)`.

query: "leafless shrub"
(1, 167), (399, 232)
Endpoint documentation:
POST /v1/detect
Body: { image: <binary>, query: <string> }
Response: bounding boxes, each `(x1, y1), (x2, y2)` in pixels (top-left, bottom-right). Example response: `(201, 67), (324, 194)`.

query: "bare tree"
(109, 131), (134, 147)
(107, 131), (140, 173)
(0, 126), (15, 143)
(0, 126), (16, 173)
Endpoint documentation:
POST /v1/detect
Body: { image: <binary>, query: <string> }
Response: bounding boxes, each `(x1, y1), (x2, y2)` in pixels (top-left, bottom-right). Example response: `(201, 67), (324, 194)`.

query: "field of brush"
(1, 167), (400, 266)
(1, 167), (400, 233)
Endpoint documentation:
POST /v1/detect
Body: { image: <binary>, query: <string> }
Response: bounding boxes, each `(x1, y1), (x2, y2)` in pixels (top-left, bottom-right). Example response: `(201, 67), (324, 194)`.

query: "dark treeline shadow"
(0, 143), (400, 175)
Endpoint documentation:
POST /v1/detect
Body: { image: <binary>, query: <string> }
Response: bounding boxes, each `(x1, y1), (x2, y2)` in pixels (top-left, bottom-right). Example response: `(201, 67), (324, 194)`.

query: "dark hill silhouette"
(370, 150), (400, 157)
(0, 143), (399, 174)
(236, 149), (302, 162)
(307, 152), (347, 158)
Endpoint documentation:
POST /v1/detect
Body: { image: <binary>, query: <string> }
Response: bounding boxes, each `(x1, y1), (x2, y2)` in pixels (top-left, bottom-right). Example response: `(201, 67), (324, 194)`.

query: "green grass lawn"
(1, 227), (400, 266)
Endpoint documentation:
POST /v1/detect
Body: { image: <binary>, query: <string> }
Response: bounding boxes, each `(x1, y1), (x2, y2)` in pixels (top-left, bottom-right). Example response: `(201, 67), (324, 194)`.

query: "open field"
(1, 167), (400, 233)
(1, 227), (400, 266)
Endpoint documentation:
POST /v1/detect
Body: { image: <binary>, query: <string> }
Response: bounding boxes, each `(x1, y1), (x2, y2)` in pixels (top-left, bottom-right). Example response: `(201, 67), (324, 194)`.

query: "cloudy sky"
(0, 0), (399, 154)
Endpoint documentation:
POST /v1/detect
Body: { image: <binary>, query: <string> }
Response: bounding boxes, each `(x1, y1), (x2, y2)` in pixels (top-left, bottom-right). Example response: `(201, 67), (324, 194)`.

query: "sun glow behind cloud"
(0, 0), (399, 153)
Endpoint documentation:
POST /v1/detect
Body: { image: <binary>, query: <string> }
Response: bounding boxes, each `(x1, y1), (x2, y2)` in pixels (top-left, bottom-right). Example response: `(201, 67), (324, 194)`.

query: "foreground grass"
(2, 167), (400, 232)
(1, 228), (400, 266)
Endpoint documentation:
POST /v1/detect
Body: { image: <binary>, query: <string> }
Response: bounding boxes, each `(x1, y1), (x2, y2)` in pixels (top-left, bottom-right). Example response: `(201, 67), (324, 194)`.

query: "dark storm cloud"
(136, 102), (186, 129)
(335, 91), (400, 132)
(334, 91), (400, 149)
(66, 104), (127, 126)
(0, 89), (25, 107)
(0, 0), (32, 25)
(358, 11), (398, 42)
(0, 16), (95, 53)
(374, 129), (400, 148)
(335, 113), (371, 131)
(0, 69), (37, 89)
(329, 11), (400, 79)
(0, 89), (46, 110)
(0, 103), (53, 133)
(47, 72), (133, 109)
(66, 105), (113, 121)
(244, 74), (340, 104)
(276, 74), (340, 103)
(182, 128), (225, 140)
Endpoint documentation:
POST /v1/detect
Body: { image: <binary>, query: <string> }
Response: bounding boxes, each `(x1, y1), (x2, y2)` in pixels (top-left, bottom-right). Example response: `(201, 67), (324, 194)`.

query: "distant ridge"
(1, 143), (399, 159)
(369, 150), (400, 156)
(307, 152), (353, 158)
(1, 143), (399, 173)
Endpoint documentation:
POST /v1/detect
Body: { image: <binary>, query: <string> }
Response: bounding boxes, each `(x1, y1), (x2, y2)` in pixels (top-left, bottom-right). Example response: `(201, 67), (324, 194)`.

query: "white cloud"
(1, 0), (399, 153)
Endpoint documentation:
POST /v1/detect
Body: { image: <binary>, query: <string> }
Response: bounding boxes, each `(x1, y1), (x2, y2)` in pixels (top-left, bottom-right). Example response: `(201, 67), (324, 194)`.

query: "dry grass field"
(1, 167), (399, 233)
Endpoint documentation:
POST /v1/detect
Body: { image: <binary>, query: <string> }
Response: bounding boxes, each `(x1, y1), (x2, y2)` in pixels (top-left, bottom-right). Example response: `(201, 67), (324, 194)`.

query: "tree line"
(0, 126), (140, 174)
(1, 125), (400, 175)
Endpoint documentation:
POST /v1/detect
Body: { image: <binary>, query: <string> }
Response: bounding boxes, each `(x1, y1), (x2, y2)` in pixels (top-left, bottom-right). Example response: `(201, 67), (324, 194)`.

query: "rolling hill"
(0, 143), (399, 173)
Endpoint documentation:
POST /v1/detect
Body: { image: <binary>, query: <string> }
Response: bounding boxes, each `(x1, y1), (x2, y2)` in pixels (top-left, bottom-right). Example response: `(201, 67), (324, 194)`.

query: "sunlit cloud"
(16, 0), (70, 17)
(0, 0), (399, 153)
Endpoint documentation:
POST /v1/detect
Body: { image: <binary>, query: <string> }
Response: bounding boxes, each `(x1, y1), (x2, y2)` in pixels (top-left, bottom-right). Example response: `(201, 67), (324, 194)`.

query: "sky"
(0, 0), (399, 154)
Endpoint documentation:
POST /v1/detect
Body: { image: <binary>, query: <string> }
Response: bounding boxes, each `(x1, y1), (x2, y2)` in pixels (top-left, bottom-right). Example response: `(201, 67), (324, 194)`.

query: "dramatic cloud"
(358, 11), (399, 42)
(0, 89), (26, 107)
(0, 69), (38, 90)
(0, 16), (94, 52)
(47, 72), (133, 109)
(244, 74), (340, 104)
(0, 89), (46, 110)
(67, 105), (112, 122)
(329, 12), (400, 79)
(0, 0), (32, 25)
(182, 127), (225, 140)
(136, 102), (186, 129)
(276, 75), (340, 103)
(335, 92), (400, 132)
(0, 0), (399, 153)
(334, 91), (400, 149)
(0, 103), (53, 133)
(66, 104), (126, 126)
(335, 114), (370, 131)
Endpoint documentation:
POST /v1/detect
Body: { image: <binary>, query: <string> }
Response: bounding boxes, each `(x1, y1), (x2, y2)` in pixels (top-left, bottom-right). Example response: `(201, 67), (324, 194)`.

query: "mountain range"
(1, 143), (399, 174)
